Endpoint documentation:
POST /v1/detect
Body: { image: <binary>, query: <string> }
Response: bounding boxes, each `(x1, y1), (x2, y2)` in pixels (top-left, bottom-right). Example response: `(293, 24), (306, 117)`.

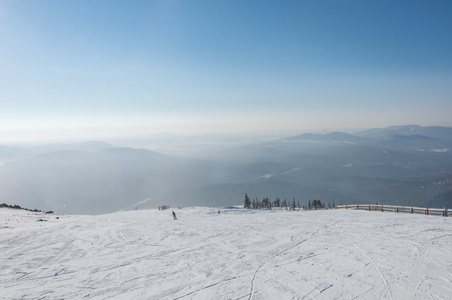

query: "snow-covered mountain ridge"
(1, 206), (451, 299)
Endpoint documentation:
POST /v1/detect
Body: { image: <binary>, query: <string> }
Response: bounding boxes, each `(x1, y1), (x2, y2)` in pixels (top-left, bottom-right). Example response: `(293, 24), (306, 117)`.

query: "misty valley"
(1, 125), (451, 215)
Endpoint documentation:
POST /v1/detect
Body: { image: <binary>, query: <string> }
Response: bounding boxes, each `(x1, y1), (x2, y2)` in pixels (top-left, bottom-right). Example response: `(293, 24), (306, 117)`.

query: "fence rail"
(336, 204), (449, 217)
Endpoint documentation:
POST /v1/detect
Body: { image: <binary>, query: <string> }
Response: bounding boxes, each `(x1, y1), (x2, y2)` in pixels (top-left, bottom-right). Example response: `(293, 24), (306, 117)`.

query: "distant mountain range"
(354, 124), (452, 140)
(0, 125), (451, 214)
(0, 141), (114, 164)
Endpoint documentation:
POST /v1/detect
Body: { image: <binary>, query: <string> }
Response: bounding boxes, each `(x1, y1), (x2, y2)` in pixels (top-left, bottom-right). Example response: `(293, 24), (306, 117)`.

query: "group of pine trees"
(243, 193), (335, 210)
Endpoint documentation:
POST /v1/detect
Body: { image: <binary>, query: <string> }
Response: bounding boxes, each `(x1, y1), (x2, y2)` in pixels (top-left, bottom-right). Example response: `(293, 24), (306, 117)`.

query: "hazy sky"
(1, 0), (451, 143)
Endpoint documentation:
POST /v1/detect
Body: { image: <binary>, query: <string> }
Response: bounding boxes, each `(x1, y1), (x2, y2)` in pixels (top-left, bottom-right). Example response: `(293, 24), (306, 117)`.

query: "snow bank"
(1, 207), (451, 299)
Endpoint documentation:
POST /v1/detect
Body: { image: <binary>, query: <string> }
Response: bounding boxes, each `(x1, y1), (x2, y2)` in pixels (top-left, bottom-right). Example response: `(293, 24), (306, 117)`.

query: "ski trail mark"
(275, 227), (322, 258)
(275, 238), (307, 257)
(172, 276), (242, 299)
(248, 264), (263, 300)
(346, 237), (393, 300)
(319, 284), (333, 293)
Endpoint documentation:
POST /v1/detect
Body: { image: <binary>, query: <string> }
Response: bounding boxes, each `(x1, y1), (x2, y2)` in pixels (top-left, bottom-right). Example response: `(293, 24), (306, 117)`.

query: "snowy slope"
(1, 207), (451, 299)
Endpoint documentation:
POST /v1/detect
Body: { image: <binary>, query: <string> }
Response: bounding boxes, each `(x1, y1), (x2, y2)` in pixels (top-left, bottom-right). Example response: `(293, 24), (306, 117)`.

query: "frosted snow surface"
(1, 207), (451, 299)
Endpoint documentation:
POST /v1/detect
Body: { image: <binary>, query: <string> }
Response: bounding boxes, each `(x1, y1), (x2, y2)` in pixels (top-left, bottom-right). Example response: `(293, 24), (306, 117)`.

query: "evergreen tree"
(311, 199), (324, 210)
(244, 193), (251, 209)
(262, 197), (269, 209)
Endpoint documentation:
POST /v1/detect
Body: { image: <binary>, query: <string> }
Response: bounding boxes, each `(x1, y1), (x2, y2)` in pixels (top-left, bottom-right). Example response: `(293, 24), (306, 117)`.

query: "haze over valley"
(1, 125), (451, 214)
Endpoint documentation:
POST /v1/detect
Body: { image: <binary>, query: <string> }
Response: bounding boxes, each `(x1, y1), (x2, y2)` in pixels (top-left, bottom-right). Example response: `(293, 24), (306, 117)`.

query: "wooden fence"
(336, 204), (449, 217)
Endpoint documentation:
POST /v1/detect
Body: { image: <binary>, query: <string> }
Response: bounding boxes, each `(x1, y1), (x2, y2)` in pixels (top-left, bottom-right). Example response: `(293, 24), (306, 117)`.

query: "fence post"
(381, 205), (383, 212)
(410, 207), (413, 214)
(368, 205), (370, 211)
(425, 208), (428, 215)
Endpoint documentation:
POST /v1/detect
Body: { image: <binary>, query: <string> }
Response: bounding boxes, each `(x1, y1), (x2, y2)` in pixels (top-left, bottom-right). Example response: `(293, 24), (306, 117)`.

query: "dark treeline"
(243, 193), (335, 210)
(0, 203), (54, 214)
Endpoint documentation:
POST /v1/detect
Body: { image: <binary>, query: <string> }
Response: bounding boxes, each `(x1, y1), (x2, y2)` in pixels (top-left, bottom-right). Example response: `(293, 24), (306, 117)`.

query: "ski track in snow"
(1, 207), (452, 299)
(345, 237), (392, 300)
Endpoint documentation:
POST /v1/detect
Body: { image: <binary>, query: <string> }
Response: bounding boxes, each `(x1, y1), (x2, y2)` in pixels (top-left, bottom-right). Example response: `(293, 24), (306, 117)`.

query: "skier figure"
(172, 211), (177, 220)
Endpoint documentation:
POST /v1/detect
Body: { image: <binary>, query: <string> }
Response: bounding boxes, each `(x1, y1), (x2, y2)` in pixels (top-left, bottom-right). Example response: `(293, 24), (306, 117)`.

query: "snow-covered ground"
(1, 207), (451, 299)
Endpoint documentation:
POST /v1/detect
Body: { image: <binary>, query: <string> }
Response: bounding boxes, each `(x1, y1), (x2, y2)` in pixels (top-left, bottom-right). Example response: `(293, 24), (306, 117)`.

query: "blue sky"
(1, 0), (451, 142)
